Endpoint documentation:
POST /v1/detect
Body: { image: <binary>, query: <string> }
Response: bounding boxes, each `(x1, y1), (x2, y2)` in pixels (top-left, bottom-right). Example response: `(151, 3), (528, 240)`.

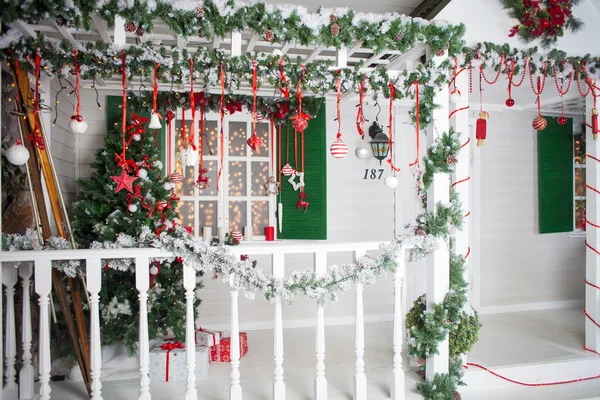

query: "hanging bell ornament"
(148, 111), (162, 129)
(475, 111), (489, 147)
(532, 115), (548, 131)
(5, 140), (30, 166)
(593, 108), (599, 140)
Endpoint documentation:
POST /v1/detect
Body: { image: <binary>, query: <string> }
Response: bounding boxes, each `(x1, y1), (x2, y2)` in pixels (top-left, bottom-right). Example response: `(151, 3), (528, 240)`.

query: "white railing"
(0, 241), (410, 400)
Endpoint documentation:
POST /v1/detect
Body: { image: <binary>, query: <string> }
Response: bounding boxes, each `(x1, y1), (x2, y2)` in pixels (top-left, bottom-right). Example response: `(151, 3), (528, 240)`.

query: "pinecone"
(414, 226), (426, 236)
(125, 21), (137, 33)
(394, 32), (403, 41)
(136, 25), (145, 37)
(436, 48), (446, 57)
(417, 358), (426, 367)
(330, 14), (337, 23)
(330, 23), (340, 36)
(447, 154), (457, 165)
(445, 43), (450, 50)
(263, 29), (274, 42)
(195, 7), (205, 17)
(55, 14), (67, 27)
(454, 392), (462, 400)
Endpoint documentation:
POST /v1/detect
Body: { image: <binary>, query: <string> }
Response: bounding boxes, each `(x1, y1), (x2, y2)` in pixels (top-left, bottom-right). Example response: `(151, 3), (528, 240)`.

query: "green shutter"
(538, 116), (573, 234)
(278, 103), (327, 240)
(106, 96), (166, 166)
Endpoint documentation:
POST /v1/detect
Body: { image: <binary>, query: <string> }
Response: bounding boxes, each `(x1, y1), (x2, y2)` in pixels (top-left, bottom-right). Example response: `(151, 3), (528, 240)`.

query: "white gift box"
(195, 328), (230, 347)
(149, 341), (210, 382)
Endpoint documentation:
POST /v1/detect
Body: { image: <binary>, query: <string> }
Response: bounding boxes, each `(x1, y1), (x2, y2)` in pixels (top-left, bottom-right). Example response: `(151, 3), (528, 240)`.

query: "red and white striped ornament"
(532, 115), (547, 131)
(231, 230), (243, 242)
(330, 137), (348, 159)
(170, 172), (183, 183)
(281, 162), (294, 176)
(416, 358), (426, 367)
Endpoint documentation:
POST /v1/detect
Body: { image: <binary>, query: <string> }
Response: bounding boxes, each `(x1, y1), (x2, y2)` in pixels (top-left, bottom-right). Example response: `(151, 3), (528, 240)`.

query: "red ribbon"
(121, 51), (127, 160)
(188, 59), (196, 151)
(199, 102), (205, 170)
(29, 49), (45, 149)
(279, 58), (289, 98)
(407, 80), (420, 167)
(217, 64), (225, 191)
(167, 109), (175, 174)
(336, 75), (342, 139)
(356, 78), (366, 136)
(160, 341), (184, 382)
(387, 83), (400, 172)
(73, 50), (81, 117)
(196, 327), (217, 347)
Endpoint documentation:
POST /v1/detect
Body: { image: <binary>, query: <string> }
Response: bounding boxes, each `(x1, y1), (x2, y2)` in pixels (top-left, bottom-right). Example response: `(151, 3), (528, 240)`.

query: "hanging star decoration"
(264, 176), (280, 195)
(288, 170), (305, 191)
(111, 168), (138, 194)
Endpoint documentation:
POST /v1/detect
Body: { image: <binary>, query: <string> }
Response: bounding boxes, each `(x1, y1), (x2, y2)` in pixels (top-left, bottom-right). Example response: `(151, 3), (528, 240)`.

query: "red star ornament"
(111, 168), (138, 194)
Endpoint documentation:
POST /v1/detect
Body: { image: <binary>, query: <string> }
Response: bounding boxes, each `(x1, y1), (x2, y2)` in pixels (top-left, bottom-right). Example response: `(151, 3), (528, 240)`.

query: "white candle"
(202, 227), (212, 242)
(218, 227), (226, 240)
(244, 226), (252, 241)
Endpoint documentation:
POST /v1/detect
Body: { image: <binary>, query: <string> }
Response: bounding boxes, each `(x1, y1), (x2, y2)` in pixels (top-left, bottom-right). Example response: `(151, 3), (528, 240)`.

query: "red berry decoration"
(533, 115), (548, 131)
(436, 48), (446, 57)
(505, 98), (515, 107)
(394, 32), (404, 41)
(330, 23), (340, 36)
(195, 7), (205, 17)
(125, 21), (137, 33)
(329, 14), (337, 23)
(263, 29), (274, 42)
(541, 18), (551, 30)
(558, 115), (568, 125)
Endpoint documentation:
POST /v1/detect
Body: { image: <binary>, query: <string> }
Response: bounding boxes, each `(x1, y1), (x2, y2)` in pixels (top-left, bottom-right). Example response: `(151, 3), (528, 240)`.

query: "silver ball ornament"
(149, 265), (159, 275)
(128, 204), (138, 213)
(354, 143), (370, 159)
(132, 134), (141, 141)
(163, 182), (173, 190)
(384, 175), (398, 189)
(138, 168), (148, 179)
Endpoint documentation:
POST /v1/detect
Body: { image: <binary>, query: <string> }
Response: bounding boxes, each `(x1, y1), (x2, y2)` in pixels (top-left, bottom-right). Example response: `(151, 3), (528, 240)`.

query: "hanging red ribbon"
(356, 77), (366, 136)
(336, 75), (342, 138)
(271, 118), (276, 177)
(121, 51), (127, 160)
(160, 341), (185, 382)
(189, 59), (196, 151)
(388, 84), (401, 172)
(199, 102), (205, 170)
(292, 65), (310, 132)
(217, 64), (225, 191)
(153, 64), (160, 114)
(247, 60), (262, 154)
(167, 110), (175, 174)
(279, 58), (289, 98)
(408, 80), (420, 167)
(73, 50), (81, 119)
(278, 123), (282, 185)
(29, 49), (44, 149)
(181, 107), (186, 149)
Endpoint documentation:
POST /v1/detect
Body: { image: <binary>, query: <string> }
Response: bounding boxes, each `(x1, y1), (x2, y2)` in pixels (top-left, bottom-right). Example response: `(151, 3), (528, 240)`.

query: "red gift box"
(210, 332), (248, 362)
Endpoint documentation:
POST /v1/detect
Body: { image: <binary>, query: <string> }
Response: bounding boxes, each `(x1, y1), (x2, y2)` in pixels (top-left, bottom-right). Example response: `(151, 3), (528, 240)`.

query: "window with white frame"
(170, 111), (275, 240)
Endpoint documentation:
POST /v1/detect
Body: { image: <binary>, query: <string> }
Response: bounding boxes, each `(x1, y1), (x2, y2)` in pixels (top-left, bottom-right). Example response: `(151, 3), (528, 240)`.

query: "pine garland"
(0, 0), (466, 55)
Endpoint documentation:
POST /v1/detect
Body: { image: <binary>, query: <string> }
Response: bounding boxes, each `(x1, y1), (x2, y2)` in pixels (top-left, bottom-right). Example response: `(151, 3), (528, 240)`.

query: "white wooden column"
(136, 257), (151, 400)
(314, 251), (327, 400)
(229, 275), (242, 400)
(19, 262), (34, 399)
(87, 258), (103, 400)
(184, 265), (197, 400)
(3, 265), (18, 400)
(35, 259), (52, 400)
(451, 70), (471, 366)
(426, 51), (450, 380)
(272, 253), (286, 400)
(390, 247), (406, 400)
(353, 250), (367, 400)
(586, 90), (600, 352)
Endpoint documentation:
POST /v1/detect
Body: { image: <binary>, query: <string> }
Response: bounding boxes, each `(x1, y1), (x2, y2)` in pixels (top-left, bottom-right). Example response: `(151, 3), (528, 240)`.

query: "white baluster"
(391, 247), (406, 400)
(136, 257), (151, 400)
(353, 250), (367, 400)
(35, 259), (52, 400)
(314, 251), (327, 400)
(87, 258), (103, 400)
(229, 275), (242, 400)
(3, 264), (18, 400)
(184, 265), (197, 400)
(18, 262), (34, 399)
(272, 253), (285, 400)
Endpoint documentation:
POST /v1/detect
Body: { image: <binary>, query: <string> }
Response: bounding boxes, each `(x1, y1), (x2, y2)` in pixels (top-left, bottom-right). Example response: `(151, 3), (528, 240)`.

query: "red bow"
(166, 109), (176, 124)
(194, 91), (209, 107)
(225, 101), (243, 115)
(114, 153), (139, 174)
(160, 341), (184, 382)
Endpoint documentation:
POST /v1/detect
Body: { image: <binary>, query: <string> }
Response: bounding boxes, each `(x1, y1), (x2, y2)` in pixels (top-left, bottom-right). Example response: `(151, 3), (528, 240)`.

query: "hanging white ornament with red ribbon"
(69, 50), (88, 134)
(5, 140), (30, 166)
(330, 75), (348, 159)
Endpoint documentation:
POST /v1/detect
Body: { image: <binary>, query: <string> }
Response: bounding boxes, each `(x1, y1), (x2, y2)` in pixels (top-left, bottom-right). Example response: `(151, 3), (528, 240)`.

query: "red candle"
(265, 226), (275, 241)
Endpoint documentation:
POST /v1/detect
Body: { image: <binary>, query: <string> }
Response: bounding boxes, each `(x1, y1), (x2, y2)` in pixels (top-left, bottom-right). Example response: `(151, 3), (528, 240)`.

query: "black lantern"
(368, 122), (389, 164)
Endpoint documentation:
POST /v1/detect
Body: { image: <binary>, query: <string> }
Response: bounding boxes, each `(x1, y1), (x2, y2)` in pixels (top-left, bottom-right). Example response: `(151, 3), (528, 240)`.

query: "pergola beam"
(386, 44), (427, 71)
(10, 21), (37, 38)
(54, 22), (79, 47)
(91, 15), (112, 44)
(304, 46), (322, 63)
(245, 33), (260, 53)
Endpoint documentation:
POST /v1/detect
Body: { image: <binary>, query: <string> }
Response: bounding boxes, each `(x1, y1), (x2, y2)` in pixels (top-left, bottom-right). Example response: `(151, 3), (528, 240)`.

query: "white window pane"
(228, 161), (246, 196)
(251, 122), (270, 157)
(196, 160), (218, 197)
(251, 162), (270, 196)
(229, 121), (247, 157)
(198, 201), (218, 232)
(229, 201), (247, 232)
(202, 121), (218, 157)
(175, 120), (196, 196)
(178, 201), (195, 234)
(252, 201), (269, 236)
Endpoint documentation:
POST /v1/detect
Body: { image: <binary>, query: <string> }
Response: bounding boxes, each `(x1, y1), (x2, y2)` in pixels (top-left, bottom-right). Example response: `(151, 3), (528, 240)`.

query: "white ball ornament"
(5, 142), (30, 166)
(163, 182), (173, 190)
(138, 168), (148, 179)
(384, 175), (398, 189)
(354, 142), (370, 159)
(450, 92), (461, 104)
(153, 160), (163, 170)
(132, 134), (141, 142)
(69, 116), (88, 134)
(128, 204), (138, 213)
(149, 265), (159, 275)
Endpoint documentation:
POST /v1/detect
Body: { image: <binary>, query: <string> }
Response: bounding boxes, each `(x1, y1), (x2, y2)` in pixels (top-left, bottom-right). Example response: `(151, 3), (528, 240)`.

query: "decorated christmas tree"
(73, 112), (201, 354)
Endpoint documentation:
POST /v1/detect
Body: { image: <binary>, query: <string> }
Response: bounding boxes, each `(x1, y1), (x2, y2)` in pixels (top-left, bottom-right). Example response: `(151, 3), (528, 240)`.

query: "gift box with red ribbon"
(195, 328), (230, 348)
(149, 340), (210, 382)
(210, 332), (248, 362)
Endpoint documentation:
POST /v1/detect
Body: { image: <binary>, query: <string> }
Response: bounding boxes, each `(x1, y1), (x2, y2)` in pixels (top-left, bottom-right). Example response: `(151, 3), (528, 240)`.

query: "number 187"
(363, 169), (384, 180)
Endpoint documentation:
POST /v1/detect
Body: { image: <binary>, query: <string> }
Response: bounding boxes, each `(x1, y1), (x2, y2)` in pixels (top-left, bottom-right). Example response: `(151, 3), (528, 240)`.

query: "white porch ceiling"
(260, 0), (422, 15)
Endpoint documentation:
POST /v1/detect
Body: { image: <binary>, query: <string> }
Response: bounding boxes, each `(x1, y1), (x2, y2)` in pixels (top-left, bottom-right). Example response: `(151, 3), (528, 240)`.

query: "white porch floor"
(46, 307), (600, 400)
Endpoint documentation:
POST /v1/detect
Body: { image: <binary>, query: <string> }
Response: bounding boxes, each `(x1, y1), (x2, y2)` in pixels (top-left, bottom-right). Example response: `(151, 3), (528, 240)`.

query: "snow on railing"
(0, 242), (410, 400)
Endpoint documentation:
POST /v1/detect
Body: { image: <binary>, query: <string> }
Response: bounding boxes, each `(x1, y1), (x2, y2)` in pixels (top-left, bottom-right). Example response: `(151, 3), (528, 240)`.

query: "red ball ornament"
(558, 116), (568, 125)
(541, 18), (551, 30)
(505, 98), (515, 107)
(532, 115), (548, 131)
(292, 116), (309, 132)
(156, 203), (164, 212)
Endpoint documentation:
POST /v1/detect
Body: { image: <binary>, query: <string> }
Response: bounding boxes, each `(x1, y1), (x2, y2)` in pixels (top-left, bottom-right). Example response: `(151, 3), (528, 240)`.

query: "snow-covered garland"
(2, 226), (436, 305)
(461, 42), (600, 82)
(2, 36), (451, 127)
(0, 0), (465, 55)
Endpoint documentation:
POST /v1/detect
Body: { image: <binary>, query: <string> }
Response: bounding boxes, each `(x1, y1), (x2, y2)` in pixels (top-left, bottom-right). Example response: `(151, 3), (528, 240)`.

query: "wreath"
(503, 0), (583, 48)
